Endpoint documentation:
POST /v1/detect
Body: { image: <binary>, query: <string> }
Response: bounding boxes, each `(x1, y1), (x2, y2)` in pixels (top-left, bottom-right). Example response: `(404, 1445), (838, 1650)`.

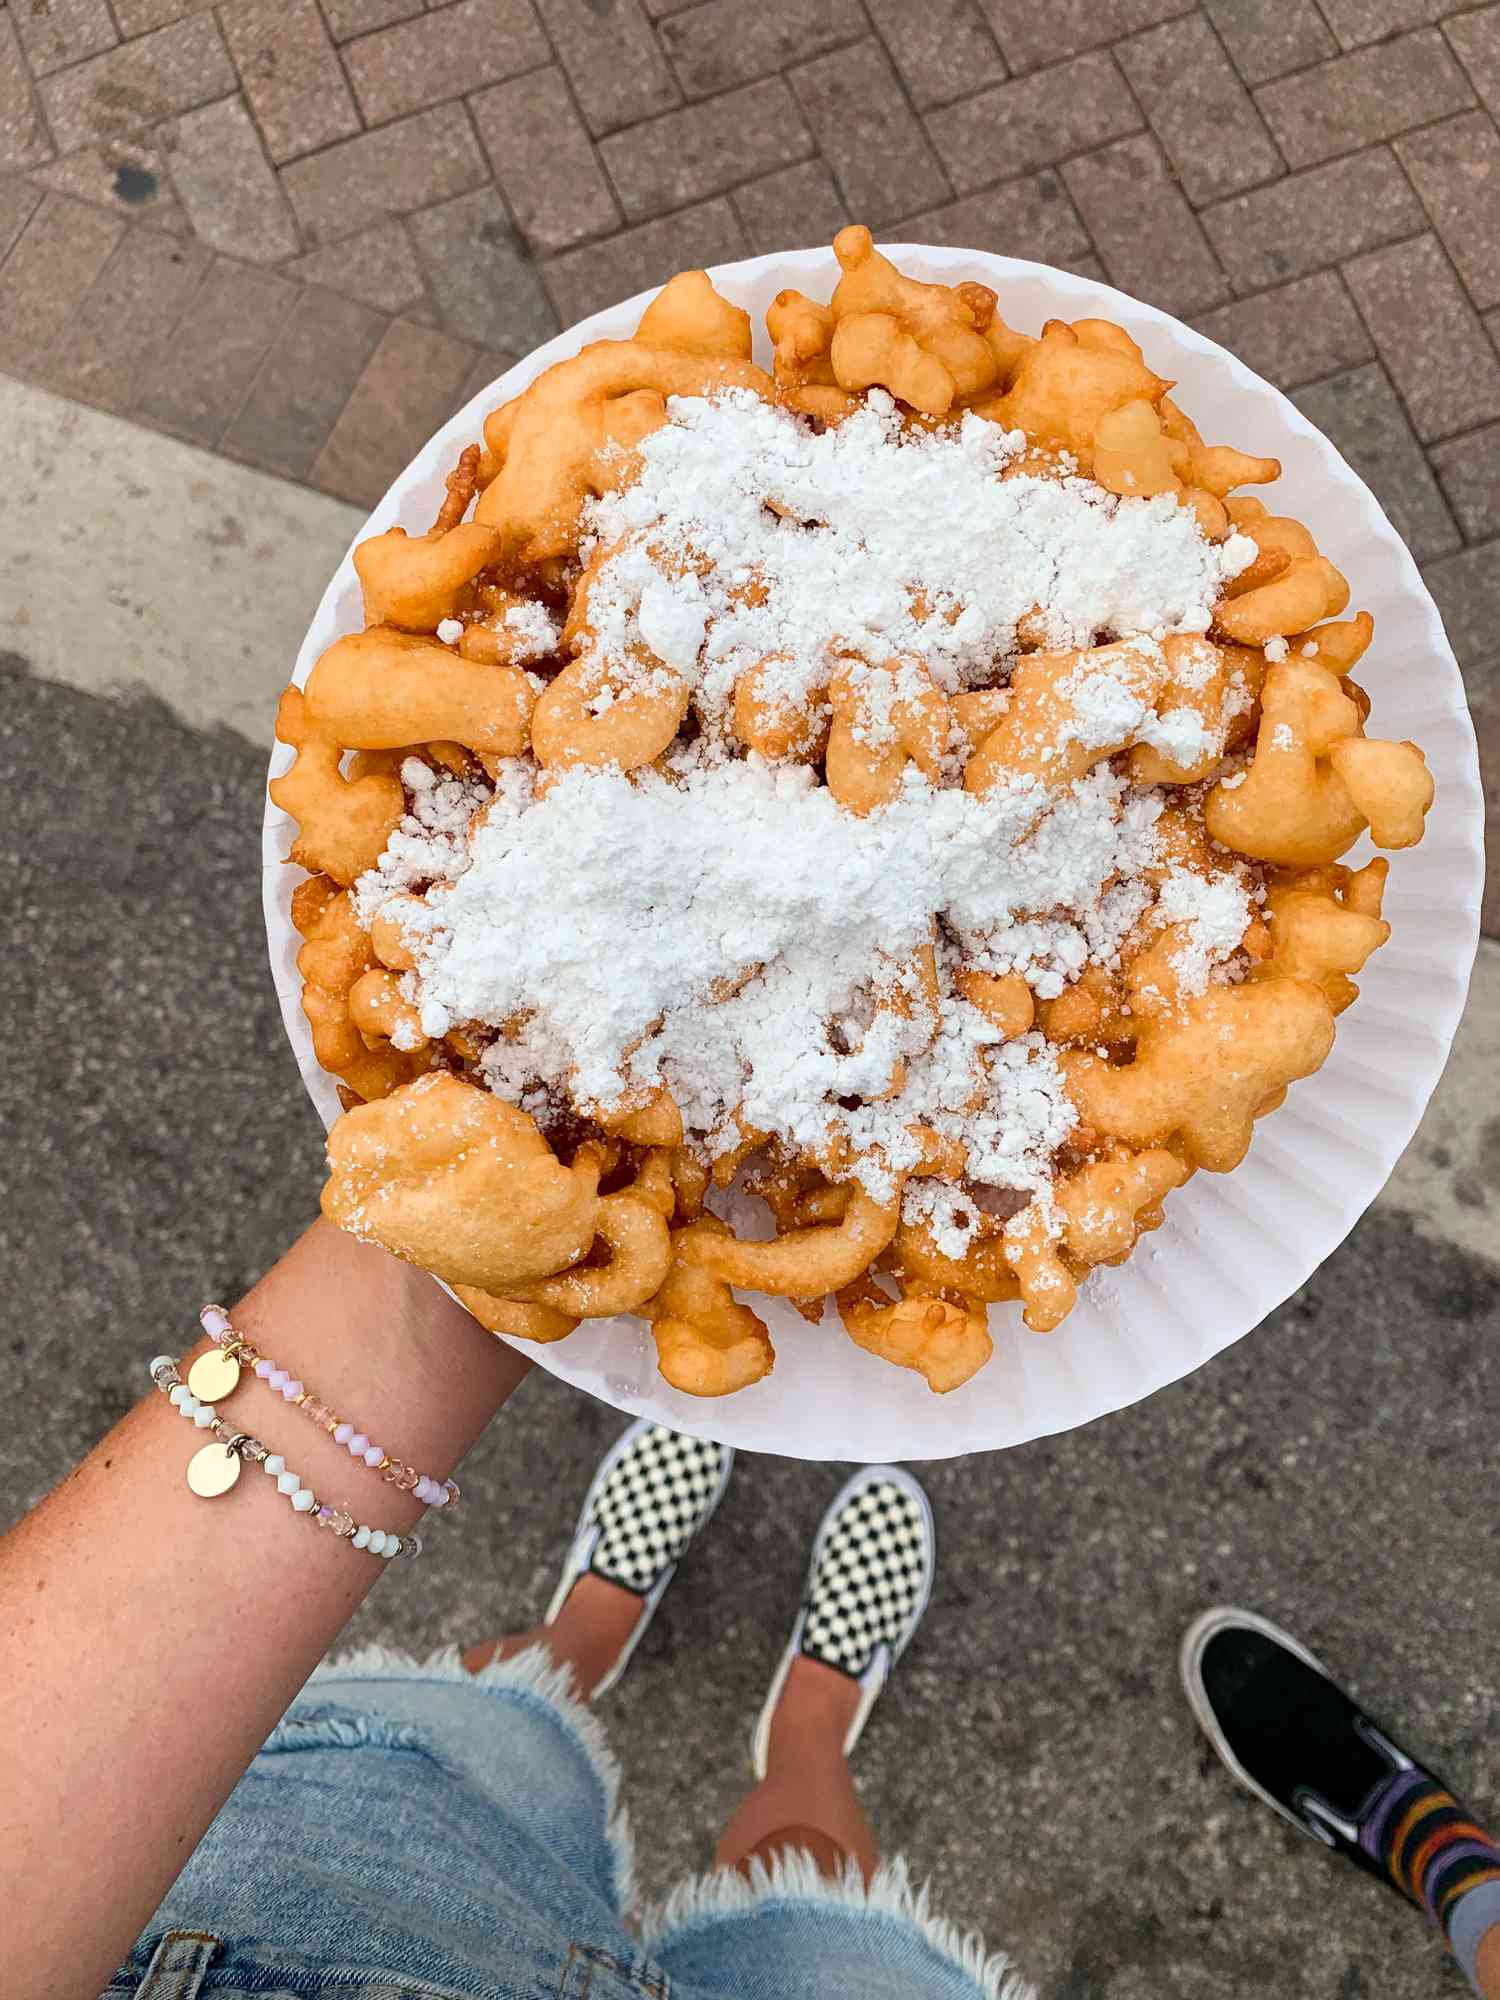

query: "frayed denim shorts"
(108, 1645), (1027, 2000)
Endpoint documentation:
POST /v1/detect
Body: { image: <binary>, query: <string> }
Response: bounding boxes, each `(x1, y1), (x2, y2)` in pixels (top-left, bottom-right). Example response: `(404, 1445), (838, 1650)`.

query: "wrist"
(221, 1220), (529, 1491)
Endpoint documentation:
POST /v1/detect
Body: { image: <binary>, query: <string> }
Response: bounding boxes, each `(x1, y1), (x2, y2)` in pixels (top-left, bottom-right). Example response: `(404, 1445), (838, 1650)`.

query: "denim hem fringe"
(642, 1849), (1033, 2000)
(307, 1641), (636, 1915)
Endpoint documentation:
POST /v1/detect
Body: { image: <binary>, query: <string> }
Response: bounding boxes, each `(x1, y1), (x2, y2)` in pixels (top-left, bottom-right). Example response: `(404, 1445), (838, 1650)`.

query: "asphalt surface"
(3, 650), (1497, 1998)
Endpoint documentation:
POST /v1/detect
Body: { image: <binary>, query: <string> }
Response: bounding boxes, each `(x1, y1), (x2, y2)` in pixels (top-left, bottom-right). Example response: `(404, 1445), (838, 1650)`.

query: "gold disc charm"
(187, 1347), (241, 1403)
(186, 1442), (242, 1498)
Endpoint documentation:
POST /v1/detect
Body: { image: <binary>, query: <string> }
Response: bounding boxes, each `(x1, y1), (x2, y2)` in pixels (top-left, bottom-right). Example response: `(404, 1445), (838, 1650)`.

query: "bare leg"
(1475, 1924), (1500, 1999)
(715, 1658), (879, 1883)
(462, 1573), (643, 1700)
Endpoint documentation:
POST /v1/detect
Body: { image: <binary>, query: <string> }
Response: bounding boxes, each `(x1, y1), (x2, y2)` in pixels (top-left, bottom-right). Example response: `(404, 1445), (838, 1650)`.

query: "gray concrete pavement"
(0, 376), (361, 741)
(2, 386), (1497, 1997)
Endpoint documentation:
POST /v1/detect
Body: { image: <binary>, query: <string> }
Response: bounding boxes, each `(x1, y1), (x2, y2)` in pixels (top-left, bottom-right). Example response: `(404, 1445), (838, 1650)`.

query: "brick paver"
(219, 0), (360, 165)
(1063, 132), (1228, 314)
(0, 193), (121, 372)
(982, 0), (1190, 73)
(311, 315), (478, 502)
(1397, 111), (1500, 311)
(111, 1), (202, 32)
(1447, 5), (1500, 119)
(341, 0), (548, 128)
(1200, 0), (1334, 85)
(471, 67), (620, 253)
(31, 132), (182, 225)
(1115, 14), (1282, 204)
(0, 0), (1495, 923)
(731, 157), (848, 255)
(657, 0), (866, 99)
(133, 256), (298, 445)
(408, 183), (555, 348)
(1198, 148), (1424, 289)
(1257, 29), (1475, 169)
(861, 0), (1006, 108)
(287, 218), (429, 316)
(1191, 268), (1373, 389)
(279, 103), (488, 248)
(320, 0), (422, 38)
(600, 76), (813, 221)
(1294, 363), (1461, 562)
(1343, 232), (1500, 441)
(904, 171), (1089, 267)
(0, 176), (41, 260)
(43, 224), (208, 409)
(12, 0), (117, 80)
(220, 282), (386, 479)
(1432, 422), (1500, 542)
(789, 37), (949, 224)
(0, 11), (54, 168)
(926, 51), (1140, 193)
(37, 15), (236, 153)
(165, 96), (300, 263)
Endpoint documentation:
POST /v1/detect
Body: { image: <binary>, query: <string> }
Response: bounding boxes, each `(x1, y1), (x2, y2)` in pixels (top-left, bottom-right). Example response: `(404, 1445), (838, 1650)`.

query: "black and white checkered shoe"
(751, 1464), (935, 1777)
(545, 1418), (733, 1698)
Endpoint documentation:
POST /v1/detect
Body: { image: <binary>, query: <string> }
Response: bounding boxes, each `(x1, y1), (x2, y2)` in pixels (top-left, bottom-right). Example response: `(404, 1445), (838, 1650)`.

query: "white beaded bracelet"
(148, 1358), (420, 1560)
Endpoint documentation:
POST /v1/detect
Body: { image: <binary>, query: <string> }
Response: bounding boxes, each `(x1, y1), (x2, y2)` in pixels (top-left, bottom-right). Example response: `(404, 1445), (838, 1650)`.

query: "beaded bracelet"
(192, 1305), (457, 1512)
(149, 1359), (421, 1560)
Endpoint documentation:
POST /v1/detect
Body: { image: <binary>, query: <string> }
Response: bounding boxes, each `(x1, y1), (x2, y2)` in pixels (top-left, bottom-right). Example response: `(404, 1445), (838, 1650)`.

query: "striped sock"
(1361, 1768), (1500, 1992)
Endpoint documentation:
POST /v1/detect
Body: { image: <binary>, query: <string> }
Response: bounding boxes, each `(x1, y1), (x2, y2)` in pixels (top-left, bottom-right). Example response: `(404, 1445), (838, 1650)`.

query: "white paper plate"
(263, 245), (1483, 1463)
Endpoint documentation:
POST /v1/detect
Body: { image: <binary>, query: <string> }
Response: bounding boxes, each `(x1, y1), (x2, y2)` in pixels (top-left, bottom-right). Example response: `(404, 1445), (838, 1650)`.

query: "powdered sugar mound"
(583, 392), (1251, 717)
(388, 760), (1144, 1193)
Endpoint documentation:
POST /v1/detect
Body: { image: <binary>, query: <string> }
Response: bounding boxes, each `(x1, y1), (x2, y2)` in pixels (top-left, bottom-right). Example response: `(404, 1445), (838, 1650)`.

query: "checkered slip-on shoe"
(545, 1418), (733, 1698)
(751, 1464), (935, 1778)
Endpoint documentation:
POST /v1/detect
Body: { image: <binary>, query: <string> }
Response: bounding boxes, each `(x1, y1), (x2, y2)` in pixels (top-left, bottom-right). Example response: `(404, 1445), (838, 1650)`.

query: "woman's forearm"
(0, 1219), (529, 2000)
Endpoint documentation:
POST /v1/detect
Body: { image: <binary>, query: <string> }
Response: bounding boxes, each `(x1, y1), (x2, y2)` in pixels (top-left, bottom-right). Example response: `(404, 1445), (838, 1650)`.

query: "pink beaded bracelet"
(185, 1305), (459, 1513)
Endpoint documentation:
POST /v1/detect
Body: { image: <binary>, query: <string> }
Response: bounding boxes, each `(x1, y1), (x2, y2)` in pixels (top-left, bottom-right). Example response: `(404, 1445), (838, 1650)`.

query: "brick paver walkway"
(1, 0), (1495, 922)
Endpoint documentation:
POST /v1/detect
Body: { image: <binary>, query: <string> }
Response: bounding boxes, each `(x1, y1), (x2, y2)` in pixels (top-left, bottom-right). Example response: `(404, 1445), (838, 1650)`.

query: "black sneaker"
(1181, 1605), (1424, 1887)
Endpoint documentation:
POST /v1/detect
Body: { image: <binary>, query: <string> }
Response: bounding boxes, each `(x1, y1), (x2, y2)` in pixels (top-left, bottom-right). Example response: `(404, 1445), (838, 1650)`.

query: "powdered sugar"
(370, 759), (1175, 1197)
(1156, 865), (1254, 997)
(637, 574), (710, 671)
(901, 1178), (981, 1260)
(1057, 643), (1160, 751)
(1145, 705), (1215, 763)
(350, 763), (490, 926)
(1051, 633), (1243, 772)
(581, 392), (1253, 723)
(503, 601), (561, 656)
